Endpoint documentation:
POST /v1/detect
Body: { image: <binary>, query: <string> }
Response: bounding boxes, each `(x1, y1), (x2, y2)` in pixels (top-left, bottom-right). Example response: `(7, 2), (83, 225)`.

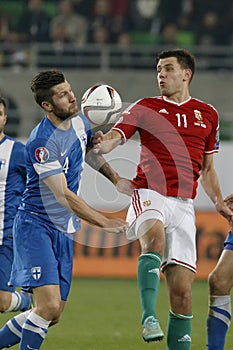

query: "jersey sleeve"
(13, 141), (26, 180)
(27, 137), (63, 180)
(112, 101), (145, 143)
(205, 106), (219, 154)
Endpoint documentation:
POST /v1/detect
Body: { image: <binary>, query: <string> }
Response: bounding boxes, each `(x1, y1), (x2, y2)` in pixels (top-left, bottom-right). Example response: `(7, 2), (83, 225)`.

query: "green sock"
(137, 252), (162, 324)
(167, 311), (193, 350)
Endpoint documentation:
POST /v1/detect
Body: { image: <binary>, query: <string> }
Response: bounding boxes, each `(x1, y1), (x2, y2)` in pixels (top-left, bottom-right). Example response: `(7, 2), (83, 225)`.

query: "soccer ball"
(81, 84), (122, 125)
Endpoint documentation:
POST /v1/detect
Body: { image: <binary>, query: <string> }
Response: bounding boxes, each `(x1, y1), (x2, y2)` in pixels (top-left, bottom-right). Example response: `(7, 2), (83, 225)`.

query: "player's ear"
(42, 101), (53, 113)
(183, 69), (192, 82)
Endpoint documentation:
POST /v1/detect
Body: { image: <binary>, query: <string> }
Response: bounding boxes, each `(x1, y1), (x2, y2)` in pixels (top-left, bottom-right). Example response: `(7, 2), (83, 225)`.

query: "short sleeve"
(27, 137), (62, 179)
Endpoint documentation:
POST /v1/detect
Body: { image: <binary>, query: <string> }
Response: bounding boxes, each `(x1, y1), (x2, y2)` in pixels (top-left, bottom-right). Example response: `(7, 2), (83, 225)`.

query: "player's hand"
(224, 194), (233, 227)
(103, 218), (128, 234)
(92, 130), (105, 154)
(215, 198), (233, 224)
(116, 178), (133, 196)
(92, 130), (122, 154)
(224, 194), (233, 208)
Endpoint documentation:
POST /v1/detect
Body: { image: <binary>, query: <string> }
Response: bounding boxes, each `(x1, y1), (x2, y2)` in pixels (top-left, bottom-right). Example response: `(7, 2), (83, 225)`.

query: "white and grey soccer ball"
(81, 84), (122, 125)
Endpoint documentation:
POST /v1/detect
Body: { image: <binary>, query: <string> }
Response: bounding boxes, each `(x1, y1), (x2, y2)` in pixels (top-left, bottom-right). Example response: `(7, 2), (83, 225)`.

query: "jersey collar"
(162, 96), (192, 106)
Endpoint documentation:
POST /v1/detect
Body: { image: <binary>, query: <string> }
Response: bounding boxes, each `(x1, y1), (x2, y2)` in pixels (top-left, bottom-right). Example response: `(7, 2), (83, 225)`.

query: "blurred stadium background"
(0, 0), (233, 348)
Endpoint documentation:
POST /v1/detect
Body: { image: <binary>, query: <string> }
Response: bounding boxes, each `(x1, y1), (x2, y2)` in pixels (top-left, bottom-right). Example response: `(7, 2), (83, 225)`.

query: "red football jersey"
(112, 96), (219, 199)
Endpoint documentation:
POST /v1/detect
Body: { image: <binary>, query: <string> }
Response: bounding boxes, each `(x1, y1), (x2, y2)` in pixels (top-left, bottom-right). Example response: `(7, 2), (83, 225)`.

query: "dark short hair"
(0, 96), (7, 112)
(156, 49), (195, 81)
(30, 70), (66, 107)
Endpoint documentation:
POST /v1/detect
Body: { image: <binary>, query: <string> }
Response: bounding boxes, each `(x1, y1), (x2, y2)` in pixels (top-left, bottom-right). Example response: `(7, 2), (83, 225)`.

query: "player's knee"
(170, 286), (192, 313)
(35, 299), (61, 320)
(208, 270), (229, 294)
(0, 295), (11, 312)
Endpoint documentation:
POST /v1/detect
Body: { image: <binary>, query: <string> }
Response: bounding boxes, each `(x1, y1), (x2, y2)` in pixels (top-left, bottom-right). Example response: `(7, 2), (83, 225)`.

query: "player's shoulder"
(72, 112), (91, 132)
(4, 135), (25, 149)
(190, 97), (218, 114)
(137, 96), (162, 103)
(133, 96), (163, 109)
(27, 117), (54, 145)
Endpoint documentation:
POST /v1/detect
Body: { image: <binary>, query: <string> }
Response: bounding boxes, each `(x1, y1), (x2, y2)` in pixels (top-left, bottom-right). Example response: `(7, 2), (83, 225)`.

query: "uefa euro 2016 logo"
(35, 147), (49, 163)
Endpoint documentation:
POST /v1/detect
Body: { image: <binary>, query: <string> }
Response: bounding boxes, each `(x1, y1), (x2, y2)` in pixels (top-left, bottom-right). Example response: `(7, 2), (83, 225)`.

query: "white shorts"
(126, 189), (197, 273)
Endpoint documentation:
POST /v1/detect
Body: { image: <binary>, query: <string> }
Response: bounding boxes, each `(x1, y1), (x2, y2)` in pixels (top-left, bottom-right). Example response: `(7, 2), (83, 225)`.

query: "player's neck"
(0, 131), (5, 141)
(47, 115), (71, 130)
(163, 91), (190, 104)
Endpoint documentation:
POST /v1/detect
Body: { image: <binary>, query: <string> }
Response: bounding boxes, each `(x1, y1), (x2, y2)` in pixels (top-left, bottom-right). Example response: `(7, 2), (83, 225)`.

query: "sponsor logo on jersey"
(31, 266), (42, 280)
(35, 147), (49, 163)
(159, 108), (169, 114)
(0, 159), (6, 170)
(61, 149), (68, 157)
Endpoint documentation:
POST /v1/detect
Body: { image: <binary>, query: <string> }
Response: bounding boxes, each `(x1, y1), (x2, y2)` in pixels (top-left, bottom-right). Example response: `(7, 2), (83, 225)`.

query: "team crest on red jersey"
(194, 109), (206, 128)
(35, 147), (49, 163)
(194, 109), (203, 121)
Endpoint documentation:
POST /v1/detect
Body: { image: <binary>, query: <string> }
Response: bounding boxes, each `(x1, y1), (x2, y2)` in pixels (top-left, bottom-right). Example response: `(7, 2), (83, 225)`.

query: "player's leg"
(0, 299), (66, 349)
(164, 265), (194, 350)
(138, 218), (165, 342)
(0, 245), (32, 313)
(5, 212), (73, 349)
(19, 230), (73, 349)
(126, 189), (166, 342)
(19, 284), (63, 350)
(162, 197), (196, 350)
(207, 246), (233, 350)
(0, 310), (31, 348)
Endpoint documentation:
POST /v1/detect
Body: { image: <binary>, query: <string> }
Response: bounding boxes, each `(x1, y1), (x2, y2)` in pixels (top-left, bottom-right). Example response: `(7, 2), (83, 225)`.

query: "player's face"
(50, 80), (79, 121)
(0, 103), (7, 134)
(156, 57), (189, 98)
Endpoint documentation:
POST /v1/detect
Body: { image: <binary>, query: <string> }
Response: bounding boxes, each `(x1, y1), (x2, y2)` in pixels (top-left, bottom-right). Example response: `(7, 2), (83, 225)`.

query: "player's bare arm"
(93, 129), (122, 154)
(85, 147), (121, 186)
(85, 146), (133, 196)
(43, 172), (128, 233)
(200, 153), (233, 221)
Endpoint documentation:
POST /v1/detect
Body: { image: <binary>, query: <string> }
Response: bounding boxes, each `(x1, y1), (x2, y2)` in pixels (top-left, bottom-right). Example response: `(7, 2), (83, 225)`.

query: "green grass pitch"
(1, 278), (232, 349)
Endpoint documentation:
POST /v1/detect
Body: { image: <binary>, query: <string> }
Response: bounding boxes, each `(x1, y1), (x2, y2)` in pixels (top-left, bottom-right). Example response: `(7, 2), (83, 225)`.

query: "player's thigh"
(12, 212), (73, 298)
(126, 189), (165, 241)
(138, 219), (165, 254)
(162, 198), (196, 273)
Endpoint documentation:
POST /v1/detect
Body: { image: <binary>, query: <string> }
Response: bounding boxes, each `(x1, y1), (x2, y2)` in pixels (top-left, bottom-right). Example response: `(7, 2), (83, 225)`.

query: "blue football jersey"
(19, 113), (92, 233)
(0, 136), (26, 246)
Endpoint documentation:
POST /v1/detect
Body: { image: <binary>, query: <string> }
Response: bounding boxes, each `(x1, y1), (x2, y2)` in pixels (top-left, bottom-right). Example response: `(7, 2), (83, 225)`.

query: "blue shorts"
(10, 211), (74, 301)
(224, 231), (233, 251)
(0, 244), (15, 292)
